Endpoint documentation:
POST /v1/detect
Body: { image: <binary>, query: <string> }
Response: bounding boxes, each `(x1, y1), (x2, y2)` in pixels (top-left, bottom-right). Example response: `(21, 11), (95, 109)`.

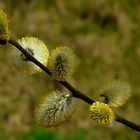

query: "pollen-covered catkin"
(48, 46), (77, 81)
(89, 102), (115, 125)
(0, 9), (9, 44)
(99, 80), (131, 108)
(10, 37), (49, 75)
(34, 90), (74, 127)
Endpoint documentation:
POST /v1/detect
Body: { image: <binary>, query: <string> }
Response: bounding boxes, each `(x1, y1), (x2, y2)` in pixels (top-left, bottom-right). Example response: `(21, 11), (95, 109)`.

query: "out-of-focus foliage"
(0, 0), (140, 139)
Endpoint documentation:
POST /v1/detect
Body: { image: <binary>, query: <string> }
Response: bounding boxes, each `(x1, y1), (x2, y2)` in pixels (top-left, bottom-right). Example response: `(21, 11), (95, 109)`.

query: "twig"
(116, 115), (140, 132)
(8, 37), (140, 132)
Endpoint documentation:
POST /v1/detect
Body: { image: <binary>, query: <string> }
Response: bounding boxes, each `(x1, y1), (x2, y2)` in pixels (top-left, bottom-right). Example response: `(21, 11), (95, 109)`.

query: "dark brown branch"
(8, 38), (140, 132)
(60, 81), (94, 104)
(116, 115), (140, 132)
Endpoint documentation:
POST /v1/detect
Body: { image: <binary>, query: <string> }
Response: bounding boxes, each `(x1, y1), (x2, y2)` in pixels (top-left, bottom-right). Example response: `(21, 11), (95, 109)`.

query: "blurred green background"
(0, 0), (140, 139)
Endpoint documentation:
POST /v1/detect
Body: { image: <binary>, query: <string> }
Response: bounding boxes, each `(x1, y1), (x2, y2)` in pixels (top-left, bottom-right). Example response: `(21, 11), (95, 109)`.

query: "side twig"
(8, 37), (140, 132)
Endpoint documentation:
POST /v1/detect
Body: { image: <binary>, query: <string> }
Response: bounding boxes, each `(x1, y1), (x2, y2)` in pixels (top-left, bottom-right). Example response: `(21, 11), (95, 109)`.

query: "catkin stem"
(8, 38), (140, 132)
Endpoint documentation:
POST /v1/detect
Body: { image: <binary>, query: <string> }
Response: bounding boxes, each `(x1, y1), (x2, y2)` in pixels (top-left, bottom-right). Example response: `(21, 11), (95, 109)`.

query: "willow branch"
(116, 115), (140, 132)
(8, 37), (140, 132)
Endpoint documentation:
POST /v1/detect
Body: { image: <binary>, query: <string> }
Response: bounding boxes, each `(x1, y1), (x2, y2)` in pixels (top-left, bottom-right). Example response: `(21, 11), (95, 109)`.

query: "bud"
(0, 9), (9, 44)
(34, 90), (74, 127)
(89, 102), (115, 125)
(99, 80), (131, 108)
(11, 37), (49, 75)
(48, 46), (77, 81)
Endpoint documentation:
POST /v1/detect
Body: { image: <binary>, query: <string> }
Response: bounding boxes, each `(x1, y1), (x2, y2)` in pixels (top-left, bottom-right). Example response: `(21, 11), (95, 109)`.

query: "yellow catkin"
(0, 9), (9, 43)
(99, 80), (131, 108)
(34, 90), (74, 127)
(10, 37), (49, 75)
(48, 46), (77, 81)
(89, 102), (115, 125)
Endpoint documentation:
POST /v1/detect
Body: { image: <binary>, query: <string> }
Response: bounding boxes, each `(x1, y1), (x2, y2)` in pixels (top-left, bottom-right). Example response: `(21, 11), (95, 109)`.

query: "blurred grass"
(0, 0), (140, 139)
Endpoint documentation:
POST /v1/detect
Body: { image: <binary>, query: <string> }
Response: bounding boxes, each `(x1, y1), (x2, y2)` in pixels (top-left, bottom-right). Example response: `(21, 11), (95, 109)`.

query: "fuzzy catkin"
(0, 9), (9, 42)
(11, 37), (49, 75)
(48, 46), (77, 81)
(90, 102), (115, 125)
(34, 91), (74, 127)
(99, 80), (131, 108)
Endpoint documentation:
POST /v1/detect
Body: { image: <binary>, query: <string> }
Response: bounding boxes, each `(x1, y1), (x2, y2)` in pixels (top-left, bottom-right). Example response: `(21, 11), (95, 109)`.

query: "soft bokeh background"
(0, 0), (140, 139)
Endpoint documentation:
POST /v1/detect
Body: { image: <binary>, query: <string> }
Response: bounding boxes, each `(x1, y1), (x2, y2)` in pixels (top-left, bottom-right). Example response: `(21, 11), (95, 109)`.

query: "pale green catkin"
(48, 46), (77, 81)
(99, 80), (131, 108)
(34, 90), (74, 127)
